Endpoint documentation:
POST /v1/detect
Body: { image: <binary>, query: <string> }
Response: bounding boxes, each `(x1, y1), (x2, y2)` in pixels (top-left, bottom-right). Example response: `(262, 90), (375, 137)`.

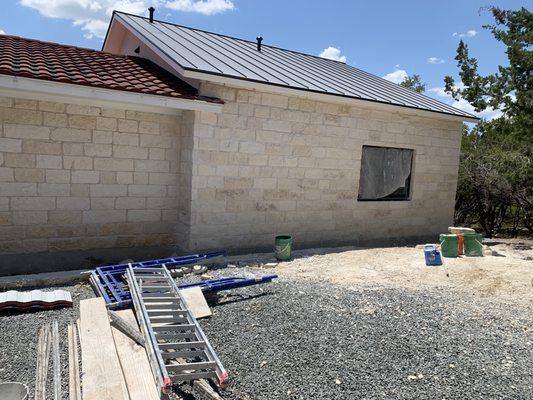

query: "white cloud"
(452, 29), (477, 38)
(18, 0), (235, 39)
(165, 0), (234, 15)
(382, 69), (408, 84)
(0, 29), (5, 35)
(429, 84), (503, 120)
(427, 57), (445, 64)
(319, 47), (346, 63)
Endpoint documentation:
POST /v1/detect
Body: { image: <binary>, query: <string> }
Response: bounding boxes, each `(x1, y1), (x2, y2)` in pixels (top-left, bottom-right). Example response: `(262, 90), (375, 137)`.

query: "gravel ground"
(1, 267), (531, 400)
(197, 268), (532, 400)
(0, 283), (94, 399)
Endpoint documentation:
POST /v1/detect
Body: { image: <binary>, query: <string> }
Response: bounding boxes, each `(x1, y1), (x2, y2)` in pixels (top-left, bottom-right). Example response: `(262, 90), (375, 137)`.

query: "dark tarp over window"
(358, 146), (413, 200)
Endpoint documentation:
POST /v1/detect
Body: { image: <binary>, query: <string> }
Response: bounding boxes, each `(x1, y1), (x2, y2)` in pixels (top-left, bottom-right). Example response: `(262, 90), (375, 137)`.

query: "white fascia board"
(184, 70), (479, 123)
(0, 75), (223, 115)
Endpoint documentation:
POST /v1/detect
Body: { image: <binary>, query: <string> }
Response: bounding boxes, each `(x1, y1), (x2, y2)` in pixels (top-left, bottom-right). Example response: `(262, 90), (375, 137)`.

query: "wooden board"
(180, 287), (212, 319)
(111, 310), (159, 400)
(79, 298), (129, 400)
(68, 323), (82, 400)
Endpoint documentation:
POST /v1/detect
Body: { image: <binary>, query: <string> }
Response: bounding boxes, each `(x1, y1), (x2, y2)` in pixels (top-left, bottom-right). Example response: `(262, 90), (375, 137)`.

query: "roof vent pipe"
(256, 36), (263, 52)
(148, 7), (155, 23)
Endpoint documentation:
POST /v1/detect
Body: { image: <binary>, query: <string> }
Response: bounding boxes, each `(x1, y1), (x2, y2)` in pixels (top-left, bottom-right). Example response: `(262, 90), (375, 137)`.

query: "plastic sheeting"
(358, 147), (413, 199)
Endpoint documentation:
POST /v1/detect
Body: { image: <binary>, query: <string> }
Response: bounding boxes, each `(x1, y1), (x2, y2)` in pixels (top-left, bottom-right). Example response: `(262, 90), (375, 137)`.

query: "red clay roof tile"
(0, 35), (222, 104)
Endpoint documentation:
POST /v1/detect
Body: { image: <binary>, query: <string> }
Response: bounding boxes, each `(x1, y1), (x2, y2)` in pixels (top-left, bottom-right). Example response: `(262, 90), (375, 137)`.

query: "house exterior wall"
(0, 96), (182, 260)
(0, 85), (463, 267)
(179, 82), (463, 251)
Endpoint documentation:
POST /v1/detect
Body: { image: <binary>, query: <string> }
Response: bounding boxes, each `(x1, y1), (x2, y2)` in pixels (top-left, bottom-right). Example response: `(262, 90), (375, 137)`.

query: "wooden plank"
(34, 323), (51, 400)
(180, 287), (212, 319)
(108, 310), (145, 347)
(111, 310), (159, 400)
(79, 298), (129, 400)
(51, 320), (61, 400)
(68, 323), (82, 400)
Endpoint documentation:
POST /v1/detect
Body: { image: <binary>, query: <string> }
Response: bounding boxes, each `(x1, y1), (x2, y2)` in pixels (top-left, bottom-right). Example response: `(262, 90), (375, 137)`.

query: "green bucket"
(463, 233), (483, 257)
(439, 234), (458, 258)
(274, 235), (292, 261)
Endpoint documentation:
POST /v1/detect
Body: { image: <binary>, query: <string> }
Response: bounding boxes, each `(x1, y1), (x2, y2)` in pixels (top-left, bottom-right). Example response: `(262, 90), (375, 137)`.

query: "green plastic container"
(275, 235), (292, 261)
(439, 234), (458, 257)
(463, 233), (483, 257)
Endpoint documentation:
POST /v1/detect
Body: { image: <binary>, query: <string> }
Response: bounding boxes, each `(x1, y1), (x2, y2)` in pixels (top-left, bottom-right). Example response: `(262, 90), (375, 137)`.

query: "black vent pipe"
(148, 7), (155, 23)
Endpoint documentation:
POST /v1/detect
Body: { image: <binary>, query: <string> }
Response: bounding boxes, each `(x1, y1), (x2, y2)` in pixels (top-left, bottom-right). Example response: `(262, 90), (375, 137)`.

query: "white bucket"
(0, 382), (29, 400)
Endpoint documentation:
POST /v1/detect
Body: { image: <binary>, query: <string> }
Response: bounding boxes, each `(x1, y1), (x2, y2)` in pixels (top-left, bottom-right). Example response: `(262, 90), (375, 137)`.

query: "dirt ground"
(232, 238), (533, 308)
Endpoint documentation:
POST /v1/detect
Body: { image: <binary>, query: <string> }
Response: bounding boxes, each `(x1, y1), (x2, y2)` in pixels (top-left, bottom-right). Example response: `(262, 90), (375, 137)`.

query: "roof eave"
(0, 74), (224, 114)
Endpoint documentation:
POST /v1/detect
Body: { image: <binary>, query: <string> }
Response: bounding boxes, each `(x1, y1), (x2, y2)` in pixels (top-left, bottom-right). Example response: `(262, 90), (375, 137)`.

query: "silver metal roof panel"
(110, 12), (478, 120)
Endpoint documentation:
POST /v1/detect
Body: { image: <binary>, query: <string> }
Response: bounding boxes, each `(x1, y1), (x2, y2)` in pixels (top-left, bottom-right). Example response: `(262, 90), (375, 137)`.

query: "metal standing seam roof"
(108, 12), (477, 120)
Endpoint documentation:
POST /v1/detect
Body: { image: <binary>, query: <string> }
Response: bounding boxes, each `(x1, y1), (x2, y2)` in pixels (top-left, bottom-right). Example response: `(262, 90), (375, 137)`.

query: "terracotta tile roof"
(0, 35), (222, 103)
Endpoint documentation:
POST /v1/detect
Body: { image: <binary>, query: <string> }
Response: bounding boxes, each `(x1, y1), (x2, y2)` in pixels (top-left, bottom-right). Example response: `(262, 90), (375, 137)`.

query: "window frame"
(357, 145), (414, 202)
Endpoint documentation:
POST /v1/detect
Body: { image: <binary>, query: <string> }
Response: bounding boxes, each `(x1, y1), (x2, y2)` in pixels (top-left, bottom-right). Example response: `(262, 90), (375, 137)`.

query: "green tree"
(400, 74), (426, 93)
(445, 7), (532, 237)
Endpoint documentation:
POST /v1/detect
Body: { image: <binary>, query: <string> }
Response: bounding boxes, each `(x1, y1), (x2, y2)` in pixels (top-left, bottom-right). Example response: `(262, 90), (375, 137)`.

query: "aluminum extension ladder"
(126, 265), (228, 395)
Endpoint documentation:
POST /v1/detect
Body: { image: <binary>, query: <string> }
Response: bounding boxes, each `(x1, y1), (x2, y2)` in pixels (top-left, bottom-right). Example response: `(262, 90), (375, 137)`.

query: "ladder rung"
(151, 316), (189, 324)
(152, 324), (196, 332)
(169, 371), (217, 382)
(165, 361), (216, 373)
(146, 310), (187, 316)
(142, 293), (175, 299)
(155, 332), (198, 340)
(141, 285), (171, 289)
(143, 297), (181, 303)
(160, 349), (207, 359)
(158, 341), (205, 350)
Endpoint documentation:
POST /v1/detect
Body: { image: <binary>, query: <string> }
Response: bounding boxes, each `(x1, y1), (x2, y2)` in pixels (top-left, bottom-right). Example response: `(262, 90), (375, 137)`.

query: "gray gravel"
(193, 269), (533, 400)
(0, 283), (94, 399)
(1, 270), (532, 400)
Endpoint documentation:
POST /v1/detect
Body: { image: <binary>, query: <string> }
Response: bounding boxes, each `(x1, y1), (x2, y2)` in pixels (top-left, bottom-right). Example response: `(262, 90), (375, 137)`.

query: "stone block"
(2, 109), (42, 125)
(45, 169), (70, 184)
(22, 140), (62, 155)
(128, 184), (167, 197)
(14, 168), (45, 182)
(4, 153), (36, 168)
(89, 184), (127, 197)
(0, 212), (12, 225)
(37, 183), (70, 196)
(96, 117), (117, 131)
(48, 210), (82, 224)
(140, 134), (172, 148)
(82, 210), (126, 224)
(0, 168), (14, 182)
(0, 138), (22, 153)
(72, 170), (100, 184)
(13, 211), (48, 225)
(84, 143), (112, 157)
(127, 209), (161, 222)
(93, 157), (133, 172)
(66, 104), (100, 115)
(113, 132), (139, 146)
(51, 128), (92, 142)
(113, 145), (148, 159)
(116, 171), (133, 184)
(118, 119), (138, 133)
(57, 197), (90, 210)
(134, 160), (169, 172)
(91, 197), (116, 210)
(68, 115), (96, 129)
(39, 101), (66, 113)
(93, 130), (113, 144)
(4, 124), (50, 140)
(115, 197), (146, 209)
(62, 142), (84, 155)
(10, 196), (54, 210)
(36, 155), (62, 169)
(63, 156), (92, 170)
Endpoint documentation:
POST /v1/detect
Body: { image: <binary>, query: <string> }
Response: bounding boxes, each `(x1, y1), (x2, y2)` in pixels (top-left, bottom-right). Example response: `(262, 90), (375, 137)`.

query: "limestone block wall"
(0, 97), (182, 256)
(182, 83), (463, 251)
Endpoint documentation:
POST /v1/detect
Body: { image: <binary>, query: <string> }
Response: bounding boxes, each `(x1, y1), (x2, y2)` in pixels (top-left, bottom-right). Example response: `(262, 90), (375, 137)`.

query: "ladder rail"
(126, 267), (172, 393)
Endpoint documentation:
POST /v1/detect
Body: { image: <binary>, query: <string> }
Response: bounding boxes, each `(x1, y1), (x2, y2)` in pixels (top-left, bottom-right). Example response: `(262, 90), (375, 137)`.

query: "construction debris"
(51, 321), (61, 400)
(108, 309), (146, 347)
(67, 323), (82, 400)
(180, 286), (212, 319)
(34, 324), (52, 400)
(0, 290), (72, 311)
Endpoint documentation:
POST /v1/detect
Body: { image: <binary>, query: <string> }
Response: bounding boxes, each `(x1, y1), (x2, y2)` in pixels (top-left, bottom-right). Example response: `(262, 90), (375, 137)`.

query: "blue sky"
(1, 0), (530, 119)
